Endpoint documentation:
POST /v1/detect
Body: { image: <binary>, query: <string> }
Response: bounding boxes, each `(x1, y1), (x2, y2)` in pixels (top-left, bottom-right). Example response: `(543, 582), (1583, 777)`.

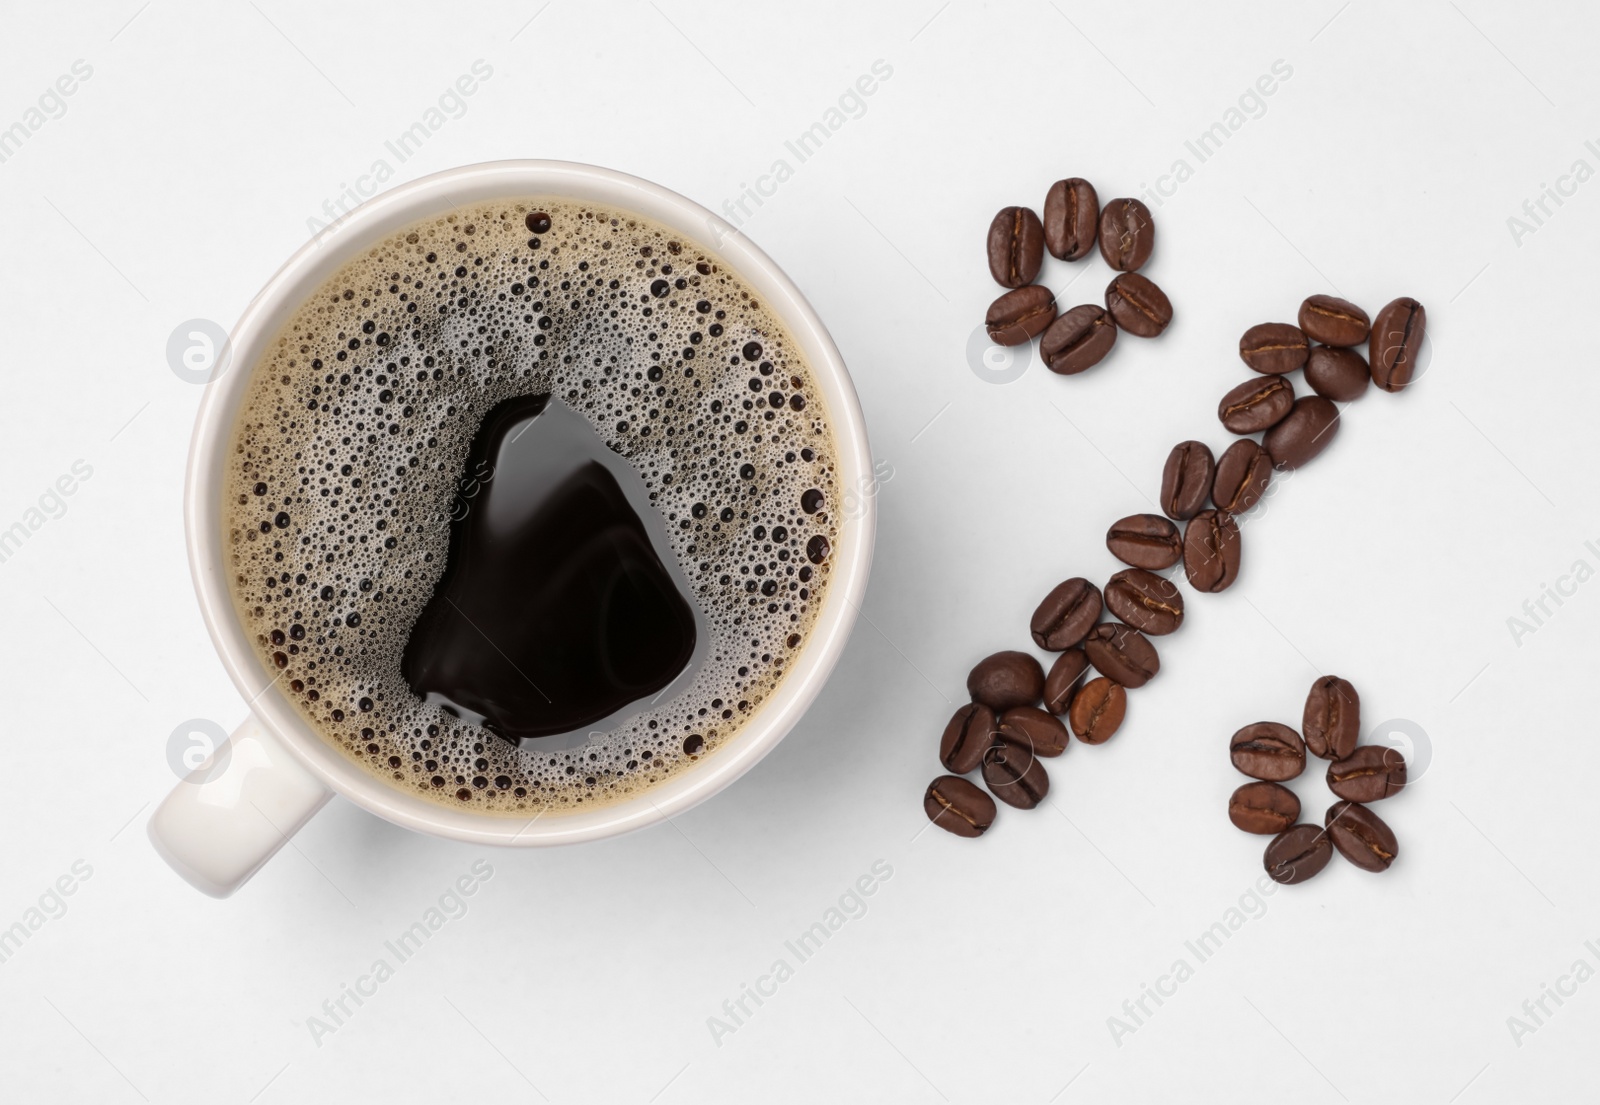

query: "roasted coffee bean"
(981, 740), (1049, 809)
(1298, 294), (1370, 347)
(1212, 440), (1272, 513)
(1030, 577), (1102, 651)
(1327, 745), (1407, 802)
(1105, 272), (1172, 337)
(1043, 177), (1099, 260)
(1229, 781), (1301, 835)
(1305, 346), (1370, 401)
(1106, 513), (1182, 570)
(967, 650), (1046, 711)
(1303, 675), (1360, 760)
(1043, 648), (1089, 715)
(1264, 824), (1333, 885)
(940, 702), (998, 775)
(1104, 568), (1184, 636)
(986, 285), (1057, 346)
(997, 705), (1070, 758)
(987, 206), (1045, 289)
(1263, 396), (1339, 469)
(1369, 297), (1426, 392)
(1041, 304), (1117, 374)
(1326, 801), (1398, 872)
(1068, 676), (1126, 743)
(1183, 509), (1241, 593)
(924, 775), (997, 838)
(1161, 440), (1214, 521)
(1229, 722), (1305, 781)
(1218, 376), (1294, 434)
(1238, 322), (1309, 374)
(1098, 198), (1155, 271)
(1083, 622), (1159, 688)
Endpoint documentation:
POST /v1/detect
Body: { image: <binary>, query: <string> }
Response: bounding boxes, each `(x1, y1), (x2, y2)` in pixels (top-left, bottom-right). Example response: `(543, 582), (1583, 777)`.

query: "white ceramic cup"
(150, 160), (875, 897)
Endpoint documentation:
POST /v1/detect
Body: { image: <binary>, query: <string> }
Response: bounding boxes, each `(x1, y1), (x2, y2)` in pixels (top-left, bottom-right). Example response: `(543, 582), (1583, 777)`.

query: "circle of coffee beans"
(926, 272), (1428, 839)
(1232, 675), (1409, 885)
(983, 178), (1168, 379)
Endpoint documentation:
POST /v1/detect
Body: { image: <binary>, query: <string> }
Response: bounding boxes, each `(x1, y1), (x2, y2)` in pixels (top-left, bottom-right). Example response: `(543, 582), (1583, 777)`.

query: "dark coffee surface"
(401, 395), (699, 743)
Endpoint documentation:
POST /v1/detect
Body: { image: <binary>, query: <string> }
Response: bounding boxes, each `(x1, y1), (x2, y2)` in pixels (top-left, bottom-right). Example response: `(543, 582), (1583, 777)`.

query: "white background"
(0, 1), (1594, 1102)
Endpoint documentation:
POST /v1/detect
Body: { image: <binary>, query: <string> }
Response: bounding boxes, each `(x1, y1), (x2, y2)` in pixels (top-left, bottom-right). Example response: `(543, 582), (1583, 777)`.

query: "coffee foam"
(223, 199), (839, 815)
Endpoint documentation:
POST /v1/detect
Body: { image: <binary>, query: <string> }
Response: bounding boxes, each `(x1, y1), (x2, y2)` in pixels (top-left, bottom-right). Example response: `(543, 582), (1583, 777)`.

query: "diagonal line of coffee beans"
(925, 284), (1427, 840)
(984, 178), (1170, 374)
(1232, 676), (1407, 885)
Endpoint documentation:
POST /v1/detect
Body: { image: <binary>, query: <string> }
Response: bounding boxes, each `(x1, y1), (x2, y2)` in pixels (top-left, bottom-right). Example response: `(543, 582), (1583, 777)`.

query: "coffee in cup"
(222, 199), (841, 815)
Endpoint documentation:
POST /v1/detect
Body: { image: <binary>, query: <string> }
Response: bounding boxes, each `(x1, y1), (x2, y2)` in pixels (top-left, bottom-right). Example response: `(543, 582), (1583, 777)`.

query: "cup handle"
(149, 714), (332, 898)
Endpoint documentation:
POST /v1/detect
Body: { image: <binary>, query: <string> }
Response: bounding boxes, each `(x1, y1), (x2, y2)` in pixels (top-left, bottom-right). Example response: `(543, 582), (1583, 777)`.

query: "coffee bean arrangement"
(1231, 676), (1407, 884)
(984, 178), (1170, 376)
(926, 280), (1428, 841)
(1225, 293), (1427, 468)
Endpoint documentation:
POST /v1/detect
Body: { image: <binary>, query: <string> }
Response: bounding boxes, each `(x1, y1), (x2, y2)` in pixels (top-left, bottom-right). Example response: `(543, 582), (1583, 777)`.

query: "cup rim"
(184, 160), (875, 845)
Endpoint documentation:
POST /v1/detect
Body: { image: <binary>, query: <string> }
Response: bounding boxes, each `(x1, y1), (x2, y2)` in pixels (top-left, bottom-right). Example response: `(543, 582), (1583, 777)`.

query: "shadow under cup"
(184, 161), (876, 847)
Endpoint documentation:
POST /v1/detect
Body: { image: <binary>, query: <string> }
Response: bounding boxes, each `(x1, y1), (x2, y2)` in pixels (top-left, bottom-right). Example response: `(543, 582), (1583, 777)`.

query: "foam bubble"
(224, 200), (839, 815)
